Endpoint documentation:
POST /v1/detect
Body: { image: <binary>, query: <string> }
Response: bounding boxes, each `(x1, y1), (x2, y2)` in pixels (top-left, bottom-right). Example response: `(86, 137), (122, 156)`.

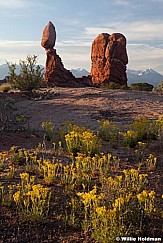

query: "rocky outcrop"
(41, 22), (128, 88)
(91, 33), (128, 86)
(41, 22), (78, 87)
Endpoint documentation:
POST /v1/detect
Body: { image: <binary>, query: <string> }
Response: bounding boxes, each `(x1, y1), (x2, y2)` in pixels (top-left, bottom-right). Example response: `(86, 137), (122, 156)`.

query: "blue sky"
(0, 0), (163, 73)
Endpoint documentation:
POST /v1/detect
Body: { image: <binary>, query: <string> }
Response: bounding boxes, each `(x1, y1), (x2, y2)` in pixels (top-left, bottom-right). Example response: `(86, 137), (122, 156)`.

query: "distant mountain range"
(0, 64), (21, 80)
(0, 64), (162, 87)
(71, 68), (163, 87)
(70, 68), (90, 78)
(127, 68), (163, 87)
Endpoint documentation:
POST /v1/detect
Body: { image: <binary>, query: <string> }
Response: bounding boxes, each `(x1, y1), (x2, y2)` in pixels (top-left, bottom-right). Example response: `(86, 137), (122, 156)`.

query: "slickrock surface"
(11, 88), (163, 130)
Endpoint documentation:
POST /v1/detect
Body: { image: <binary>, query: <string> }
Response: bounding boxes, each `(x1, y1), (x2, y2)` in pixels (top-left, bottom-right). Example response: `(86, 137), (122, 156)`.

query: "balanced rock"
(91, 33), (128, 86)
(41, 22), (78, 87)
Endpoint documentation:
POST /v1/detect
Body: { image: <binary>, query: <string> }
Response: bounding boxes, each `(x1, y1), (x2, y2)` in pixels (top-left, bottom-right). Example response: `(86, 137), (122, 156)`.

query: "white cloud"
(115, 0), (129, 5)
(57, 45), (91, 70)
(57, 40), (91, 47)
(85, 27), (116, 37)
(123, 21), (163, 40)
(84, 20), (163, 41)
(0, 40), (44, 65)
(127, 43), (163, 72)
(0, 0), (26, 8)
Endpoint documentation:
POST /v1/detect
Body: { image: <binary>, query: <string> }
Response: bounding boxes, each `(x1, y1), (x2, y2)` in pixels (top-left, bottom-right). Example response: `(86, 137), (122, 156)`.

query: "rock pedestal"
(44, 48), (77, 87)
(91, 33), (128, 86)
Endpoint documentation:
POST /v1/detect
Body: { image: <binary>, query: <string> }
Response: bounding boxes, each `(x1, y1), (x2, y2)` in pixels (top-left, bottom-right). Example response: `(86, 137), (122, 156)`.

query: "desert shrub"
(101, 82), (122, 89)
(121, 116), (163, 147)
(0, 98), (28, 131)
(0, 83), (12, 92)
(7, 55), (44, 93)
(153, 81), (163, 93)
(130, 83), (154, 91)
(131, 117), (162, 141)
(97, 120), (120, 147)
(0, 97), (16, 130)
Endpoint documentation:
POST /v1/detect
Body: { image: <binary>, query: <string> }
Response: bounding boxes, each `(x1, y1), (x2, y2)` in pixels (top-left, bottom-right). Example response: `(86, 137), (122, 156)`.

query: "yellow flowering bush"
(61, 153), (119, 191)
(144, 154), (157, 171)
(0, 182), (4, 204)
(0, 152), (7, 171)
(41, 160), (61, 185)
(13, 173), (51, 222)
(121, 130), (139, 147)
(41, 121), (55, 141)
(65, 130), (81, 155)
(65, 128), (101, 156)
(131, 116), (163, 141)
(101, 169), (148, 205)
(137, 190), (156, 214)
(121, 116), (163, 148)
(75, 179), (157, 243)
(97, 120), (120, 147)
(0, 183), (15, 206)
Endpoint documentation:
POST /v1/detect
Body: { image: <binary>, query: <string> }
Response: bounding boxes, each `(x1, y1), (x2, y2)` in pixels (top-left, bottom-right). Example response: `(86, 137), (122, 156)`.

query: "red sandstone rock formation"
(91, 33), (128, 86)
(41, 22), (78, 87)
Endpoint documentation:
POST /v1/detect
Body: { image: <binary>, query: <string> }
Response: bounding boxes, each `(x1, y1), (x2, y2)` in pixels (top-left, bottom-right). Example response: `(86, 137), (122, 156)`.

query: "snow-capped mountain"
(70, 68), (89, 78)
(127, 68), (163, 87)
(71, 67), (163, 86)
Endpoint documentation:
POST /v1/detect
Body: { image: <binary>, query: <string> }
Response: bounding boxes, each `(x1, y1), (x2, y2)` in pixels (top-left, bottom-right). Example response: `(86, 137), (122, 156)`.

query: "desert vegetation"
(0, 98), (163, 242)
(6, 55), (44, 93)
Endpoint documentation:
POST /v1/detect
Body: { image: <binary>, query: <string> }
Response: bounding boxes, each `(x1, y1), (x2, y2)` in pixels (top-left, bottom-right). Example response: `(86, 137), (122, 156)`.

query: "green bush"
(7, 55), (44, 93)
(101, 82), (122, 89)
(153, 81), (163, 93)
(130, 83), (154, 91)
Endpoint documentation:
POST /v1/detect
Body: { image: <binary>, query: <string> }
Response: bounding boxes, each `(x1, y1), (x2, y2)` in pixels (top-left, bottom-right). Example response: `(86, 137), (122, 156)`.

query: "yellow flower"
(13, 191), (21, 203)
(137, 190), (148, 203)
(142, 190), (148, 198)
(96, 206), (107, 216)
(149, 191), (155, 199)
(20, 172), (29, 182)
(24, 198), (29, 207)
(114, 197), (125, 210)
